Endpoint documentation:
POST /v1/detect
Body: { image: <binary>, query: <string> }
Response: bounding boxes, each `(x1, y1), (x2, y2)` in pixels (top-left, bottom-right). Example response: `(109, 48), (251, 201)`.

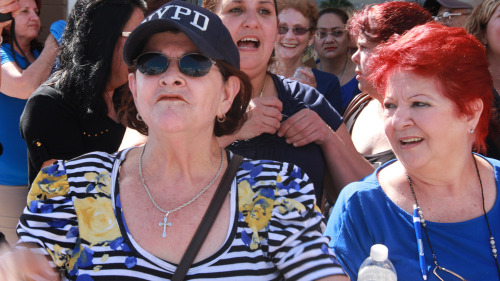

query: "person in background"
(0, 0), (20, 251)
(314, 8), (359, 114)
(342, 2), (432, 168)
(326, 22), (500, 281)
(466, 0), (500, 160)
(2, 2), (349, 279)
(271, 0), (343, 114)
(0, 0), (60, 246)
(204, 0), (373, 208)
(20, 0), (146, 186)
(424, 0), (477, 27)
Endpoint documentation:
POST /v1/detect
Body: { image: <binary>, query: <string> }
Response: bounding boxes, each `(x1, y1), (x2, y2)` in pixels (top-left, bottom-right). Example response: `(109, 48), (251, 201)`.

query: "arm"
(278, 109), (373, 199)
(217, 96), (283, 147)
(0, 34), (59, 99)
(264, 162), (347, 280)
(20, 89), (86, 181)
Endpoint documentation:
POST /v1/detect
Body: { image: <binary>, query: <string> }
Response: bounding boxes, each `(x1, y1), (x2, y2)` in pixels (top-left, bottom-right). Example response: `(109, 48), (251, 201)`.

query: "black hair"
(49, 0), (146, 118)
(319, 7), (349, 24)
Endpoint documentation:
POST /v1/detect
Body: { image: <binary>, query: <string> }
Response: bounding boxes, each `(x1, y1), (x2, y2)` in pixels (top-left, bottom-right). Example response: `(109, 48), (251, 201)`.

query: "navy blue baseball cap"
(123, 0), (240, 69)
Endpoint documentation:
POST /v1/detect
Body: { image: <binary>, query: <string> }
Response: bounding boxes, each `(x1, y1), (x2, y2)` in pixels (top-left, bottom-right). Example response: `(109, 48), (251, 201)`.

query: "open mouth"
(237, 37), (260, 49)
(400, 137), (423, 145)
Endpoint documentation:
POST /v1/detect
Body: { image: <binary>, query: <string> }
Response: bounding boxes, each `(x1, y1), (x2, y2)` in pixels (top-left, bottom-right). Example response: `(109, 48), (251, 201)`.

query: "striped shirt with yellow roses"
(17, 148), (345, 280)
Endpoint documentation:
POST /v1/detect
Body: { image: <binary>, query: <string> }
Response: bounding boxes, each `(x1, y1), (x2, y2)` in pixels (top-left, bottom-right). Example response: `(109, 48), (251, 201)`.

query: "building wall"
(39, 0), (67, 42)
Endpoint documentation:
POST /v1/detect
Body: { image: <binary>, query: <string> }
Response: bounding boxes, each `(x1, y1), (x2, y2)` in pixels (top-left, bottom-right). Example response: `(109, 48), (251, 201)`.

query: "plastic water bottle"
(357, 244), (397, 281)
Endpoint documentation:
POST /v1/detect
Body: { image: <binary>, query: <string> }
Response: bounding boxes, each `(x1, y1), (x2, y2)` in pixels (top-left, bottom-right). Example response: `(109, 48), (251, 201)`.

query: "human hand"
(235, 96), (283, 140)
(0, 248), (61, 281)
(0, 0), (19, 31)
(290, 66), (317, 89)
(278, 108), (333, 147)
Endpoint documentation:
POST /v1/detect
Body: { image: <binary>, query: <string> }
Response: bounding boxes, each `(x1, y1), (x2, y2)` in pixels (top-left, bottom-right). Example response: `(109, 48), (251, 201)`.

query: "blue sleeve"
(312, 68), (343, 115)
(0, 44), (14, 65)
(277, 75), (343, 131)
(324, 183), (374, 280)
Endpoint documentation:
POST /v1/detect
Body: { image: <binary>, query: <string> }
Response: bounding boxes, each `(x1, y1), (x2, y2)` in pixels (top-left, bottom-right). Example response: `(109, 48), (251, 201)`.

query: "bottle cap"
(370, 244), (389, 261)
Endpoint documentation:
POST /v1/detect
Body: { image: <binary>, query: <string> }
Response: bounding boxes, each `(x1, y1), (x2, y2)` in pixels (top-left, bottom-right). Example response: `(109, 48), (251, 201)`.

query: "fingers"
(278, 109), (332, 146)
(290, 68), (317, 88)
(0, 0), (19, 14)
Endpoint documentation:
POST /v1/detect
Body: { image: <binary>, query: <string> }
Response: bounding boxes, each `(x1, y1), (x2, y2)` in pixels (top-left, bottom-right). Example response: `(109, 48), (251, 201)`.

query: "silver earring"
(470, 128), (475, 134)
(217, 114), (226, 123)
(136, 113), (143, 122)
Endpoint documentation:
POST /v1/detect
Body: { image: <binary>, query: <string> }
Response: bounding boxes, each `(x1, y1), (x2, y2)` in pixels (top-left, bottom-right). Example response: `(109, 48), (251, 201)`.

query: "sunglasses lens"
(137, 53), (168, 75)
(278, 26), (288, 34)
(179, 54), (213, 77)
(293, 28), (308, 35)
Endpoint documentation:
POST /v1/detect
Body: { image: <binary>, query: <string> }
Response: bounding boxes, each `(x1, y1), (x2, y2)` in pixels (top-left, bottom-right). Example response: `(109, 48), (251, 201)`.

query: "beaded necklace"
(406, 155), (500, 280)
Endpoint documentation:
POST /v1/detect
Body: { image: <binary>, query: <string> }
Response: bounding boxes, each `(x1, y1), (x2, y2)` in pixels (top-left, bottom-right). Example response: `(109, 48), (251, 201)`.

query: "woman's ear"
(219, 75), (240, 116)
(467, 98), (484, 130)
(128, 72), (138, 104)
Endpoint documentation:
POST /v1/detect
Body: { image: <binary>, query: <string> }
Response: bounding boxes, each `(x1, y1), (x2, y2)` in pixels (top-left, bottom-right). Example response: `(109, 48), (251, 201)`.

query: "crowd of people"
(0, 0), (498, 279)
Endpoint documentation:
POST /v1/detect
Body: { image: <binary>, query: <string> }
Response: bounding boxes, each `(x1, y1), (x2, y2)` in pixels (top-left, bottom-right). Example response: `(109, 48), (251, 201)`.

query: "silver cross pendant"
(158, 212), (172, 238)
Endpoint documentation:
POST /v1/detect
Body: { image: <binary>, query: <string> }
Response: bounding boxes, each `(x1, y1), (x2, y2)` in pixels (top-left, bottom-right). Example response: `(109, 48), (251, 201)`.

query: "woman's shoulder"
(337, 161), (393, 206)
(270, 73), (343, 129)
(311, 67), (339, 84)
(27, 150), (122, 212)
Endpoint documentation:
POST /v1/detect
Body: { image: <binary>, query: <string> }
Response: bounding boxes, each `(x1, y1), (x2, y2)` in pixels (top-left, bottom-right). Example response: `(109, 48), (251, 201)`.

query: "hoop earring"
(217, 114), (226, 123)
(136, 113), (143, 122)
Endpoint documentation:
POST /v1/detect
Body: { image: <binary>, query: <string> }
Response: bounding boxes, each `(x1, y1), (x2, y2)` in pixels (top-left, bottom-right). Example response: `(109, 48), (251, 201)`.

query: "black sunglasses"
(135, 52), (216, 77)
(278, 25), (311, 36)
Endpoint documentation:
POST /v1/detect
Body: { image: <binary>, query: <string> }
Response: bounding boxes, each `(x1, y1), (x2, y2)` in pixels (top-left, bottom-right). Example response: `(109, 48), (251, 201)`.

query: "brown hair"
(277, 0), (318, 30)
(465, 0), (500, 44)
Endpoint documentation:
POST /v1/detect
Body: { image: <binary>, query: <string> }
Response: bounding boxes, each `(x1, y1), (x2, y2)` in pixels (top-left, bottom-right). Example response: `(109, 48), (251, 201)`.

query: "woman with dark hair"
(326, 22), (500, 280)
(204, 0), (373, 208)
(20, 0), (146, 185)
(342, 2), (432, 168)
(313, 7), (359, 114)
(0, 0), (59, 246)
(1, 2), (347, 279)
(270, 0), (343, 113)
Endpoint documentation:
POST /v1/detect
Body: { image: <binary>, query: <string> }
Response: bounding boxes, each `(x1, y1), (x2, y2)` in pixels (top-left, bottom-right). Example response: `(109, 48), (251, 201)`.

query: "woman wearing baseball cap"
(1, 1), (348, 280)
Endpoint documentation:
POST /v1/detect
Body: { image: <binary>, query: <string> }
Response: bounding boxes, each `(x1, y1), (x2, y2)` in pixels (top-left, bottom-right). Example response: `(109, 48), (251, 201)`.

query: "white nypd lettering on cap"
(146, 5), (174, 21)
(145, 5), (209, 31)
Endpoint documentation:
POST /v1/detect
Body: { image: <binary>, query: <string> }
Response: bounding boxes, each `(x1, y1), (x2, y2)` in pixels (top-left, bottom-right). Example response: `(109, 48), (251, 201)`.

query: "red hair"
(367, 22), (493, 151)
(348, 1), (432, 43)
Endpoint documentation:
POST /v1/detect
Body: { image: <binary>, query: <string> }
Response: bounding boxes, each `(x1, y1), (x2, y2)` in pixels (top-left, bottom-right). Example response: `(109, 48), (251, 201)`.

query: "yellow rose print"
(84, 171), (111, 195)
(28, 168), (69, 207)
(238, 181), (275, 250)
(46, 244), (69, 268)
(74, 196), (121, 245)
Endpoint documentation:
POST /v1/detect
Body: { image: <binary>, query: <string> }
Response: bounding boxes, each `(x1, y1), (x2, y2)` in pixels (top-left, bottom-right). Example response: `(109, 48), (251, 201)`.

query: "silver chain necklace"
(138, 144), (224, 238)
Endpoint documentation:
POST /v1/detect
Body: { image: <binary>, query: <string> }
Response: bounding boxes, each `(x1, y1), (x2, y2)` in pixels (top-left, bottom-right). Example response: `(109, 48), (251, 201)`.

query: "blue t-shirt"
(311, 68), (342, 114)
(340, 76), (361, 114)
(325, 156), (500, 281)
(0, 43), (40, 185)
(228, 74), (343, 204)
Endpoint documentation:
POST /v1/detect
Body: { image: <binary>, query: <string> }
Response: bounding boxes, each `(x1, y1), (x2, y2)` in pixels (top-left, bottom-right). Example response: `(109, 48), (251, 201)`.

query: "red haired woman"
(326, 22), (500, 281)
